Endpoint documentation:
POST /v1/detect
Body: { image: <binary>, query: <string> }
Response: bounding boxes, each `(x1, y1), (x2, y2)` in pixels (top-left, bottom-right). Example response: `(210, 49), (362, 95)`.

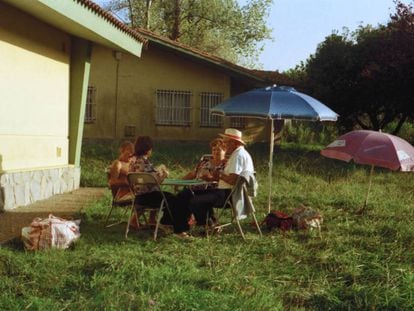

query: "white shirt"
(218, 146), (254, 189)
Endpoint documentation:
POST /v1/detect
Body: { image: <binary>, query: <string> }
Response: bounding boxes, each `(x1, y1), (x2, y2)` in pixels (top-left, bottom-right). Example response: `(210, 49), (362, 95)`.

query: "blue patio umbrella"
(211, 85), (338, 212)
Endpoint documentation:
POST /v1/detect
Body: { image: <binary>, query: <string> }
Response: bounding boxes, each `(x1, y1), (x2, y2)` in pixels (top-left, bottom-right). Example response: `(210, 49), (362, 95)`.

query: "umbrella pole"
(268, 119), (275, 213)
(363, 165), (375, 210)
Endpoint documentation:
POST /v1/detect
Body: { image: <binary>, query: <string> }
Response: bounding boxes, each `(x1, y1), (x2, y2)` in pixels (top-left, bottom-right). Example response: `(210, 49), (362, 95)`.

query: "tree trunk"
(127, 0), (134, 27)
(144, 0), (152, 29)
(170, 0), (181, 40)
(392, 113), (408, 135)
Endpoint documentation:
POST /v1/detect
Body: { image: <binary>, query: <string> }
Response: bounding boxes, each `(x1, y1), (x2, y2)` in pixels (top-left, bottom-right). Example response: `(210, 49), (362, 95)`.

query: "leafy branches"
(102, 0), (272, 65)
(302, 1), (414, 134)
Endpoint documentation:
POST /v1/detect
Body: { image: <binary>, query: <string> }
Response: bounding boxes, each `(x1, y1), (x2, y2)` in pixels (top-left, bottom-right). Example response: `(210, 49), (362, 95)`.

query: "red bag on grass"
(262, 211), (293, 232)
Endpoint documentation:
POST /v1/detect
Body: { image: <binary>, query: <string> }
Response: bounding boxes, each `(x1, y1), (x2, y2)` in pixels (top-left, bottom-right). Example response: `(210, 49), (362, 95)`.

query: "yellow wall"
(0, 2), (70, 171)
(86, 44), (232, 141)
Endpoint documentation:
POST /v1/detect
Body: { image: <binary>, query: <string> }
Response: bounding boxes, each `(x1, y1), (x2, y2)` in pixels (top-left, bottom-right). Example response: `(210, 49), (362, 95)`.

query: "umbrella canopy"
(211, 85), (338, 212)
(321, 130), (414, 211)
(211, 85), (338, 121)
(321, 130), (414, 172)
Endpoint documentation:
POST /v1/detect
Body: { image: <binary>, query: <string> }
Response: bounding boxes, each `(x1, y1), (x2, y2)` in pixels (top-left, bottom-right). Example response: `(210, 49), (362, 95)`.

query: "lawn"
(1, 140), (413, 310)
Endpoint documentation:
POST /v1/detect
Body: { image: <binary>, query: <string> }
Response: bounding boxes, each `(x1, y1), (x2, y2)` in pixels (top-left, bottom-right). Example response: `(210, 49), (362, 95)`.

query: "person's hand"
(201, 172), (213, 181)
(212, 170), (220, 180)
(158, 164), (169, 178)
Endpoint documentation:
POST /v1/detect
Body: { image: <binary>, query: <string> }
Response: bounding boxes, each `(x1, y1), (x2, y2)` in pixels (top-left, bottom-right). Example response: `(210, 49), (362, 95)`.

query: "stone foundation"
(0, 166), (80, 211)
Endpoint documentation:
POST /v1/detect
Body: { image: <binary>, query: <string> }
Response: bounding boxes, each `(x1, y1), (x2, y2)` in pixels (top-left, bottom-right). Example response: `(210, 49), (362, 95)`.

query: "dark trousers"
(189, 189), (230, 226)
(135, 191), (191, 234)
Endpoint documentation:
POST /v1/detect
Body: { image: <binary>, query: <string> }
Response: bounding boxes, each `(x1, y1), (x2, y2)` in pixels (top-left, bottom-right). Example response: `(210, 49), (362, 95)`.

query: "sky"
(95, 0), (412, 71)
(258, 0), (412, 71)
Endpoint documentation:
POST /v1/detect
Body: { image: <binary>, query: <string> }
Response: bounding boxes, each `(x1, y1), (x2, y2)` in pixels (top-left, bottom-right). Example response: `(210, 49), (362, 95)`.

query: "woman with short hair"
(129, 136), (191, 239)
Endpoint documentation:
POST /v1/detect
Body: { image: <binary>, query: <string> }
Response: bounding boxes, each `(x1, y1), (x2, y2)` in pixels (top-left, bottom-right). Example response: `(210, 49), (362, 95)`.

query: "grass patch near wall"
(1, 140), (413, 310)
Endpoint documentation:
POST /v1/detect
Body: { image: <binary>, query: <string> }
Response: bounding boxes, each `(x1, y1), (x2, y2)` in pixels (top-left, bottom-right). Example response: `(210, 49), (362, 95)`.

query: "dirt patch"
(0, 187), (107, 244)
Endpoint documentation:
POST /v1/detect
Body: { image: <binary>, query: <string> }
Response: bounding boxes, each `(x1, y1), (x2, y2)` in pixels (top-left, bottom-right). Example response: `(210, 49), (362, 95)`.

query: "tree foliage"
(103, 0), (272, 65)
(302, 0), (414, 134)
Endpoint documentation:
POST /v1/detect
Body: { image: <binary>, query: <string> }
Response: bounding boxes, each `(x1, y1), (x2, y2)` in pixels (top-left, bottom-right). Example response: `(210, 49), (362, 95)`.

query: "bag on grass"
(291, 205), (323, 230)
(262, 210), (293, 232)
(21, 214), (81, 251)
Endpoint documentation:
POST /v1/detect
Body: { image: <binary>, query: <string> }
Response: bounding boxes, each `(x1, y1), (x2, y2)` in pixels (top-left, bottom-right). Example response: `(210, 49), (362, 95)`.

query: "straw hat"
(219, 128), (246, 145)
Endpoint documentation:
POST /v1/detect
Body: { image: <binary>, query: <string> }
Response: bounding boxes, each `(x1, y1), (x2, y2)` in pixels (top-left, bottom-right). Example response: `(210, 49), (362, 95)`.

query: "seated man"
(189, 128), (254, 226)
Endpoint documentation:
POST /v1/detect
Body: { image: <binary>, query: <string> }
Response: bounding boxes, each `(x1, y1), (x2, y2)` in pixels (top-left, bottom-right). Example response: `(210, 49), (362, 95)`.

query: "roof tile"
(77, 0), (147, 45)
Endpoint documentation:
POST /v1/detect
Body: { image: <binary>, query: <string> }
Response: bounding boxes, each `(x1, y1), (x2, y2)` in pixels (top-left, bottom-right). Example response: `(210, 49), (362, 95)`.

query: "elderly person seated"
(188, 128), (255, 228)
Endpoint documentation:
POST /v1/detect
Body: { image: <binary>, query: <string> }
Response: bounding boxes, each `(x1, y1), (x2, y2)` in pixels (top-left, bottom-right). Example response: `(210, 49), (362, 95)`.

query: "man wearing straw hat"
(189, 128), (255, 228)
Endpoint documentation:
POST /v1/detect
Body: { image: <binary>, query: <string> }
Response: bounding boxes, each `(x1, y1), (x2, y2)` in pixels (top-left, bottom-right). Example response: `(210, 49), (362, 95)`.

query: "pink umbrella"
(321, 130), (414, 209)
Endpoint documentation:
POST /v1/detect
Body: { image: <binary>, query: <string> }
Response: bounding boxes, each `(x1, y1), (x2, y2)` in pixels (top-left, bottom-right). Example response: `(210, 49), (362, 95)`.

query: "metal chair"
(104, 167), (134, 228)
(126, 172), (173, 241)
(210, 175), (262, 240)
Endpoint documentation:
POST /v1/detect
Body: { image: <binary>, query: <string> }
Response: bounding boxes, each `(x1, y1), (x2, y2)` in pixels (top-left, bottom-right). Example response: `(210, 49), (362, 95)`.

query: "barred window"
(85, 86), (96, 123)
(230, 117), (246, 129)
(200, 92), (223, 127)
(156, 90), (192, 126)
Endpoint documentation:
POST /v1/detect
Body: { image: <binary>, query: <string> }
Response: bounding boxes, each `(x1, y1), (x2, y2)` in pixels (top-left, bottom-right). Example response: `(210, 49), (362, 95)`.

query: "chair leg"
(317, 223), (322, 239)
(105, 201), (133, 228)
(153, 207), (164, 241)
(104, 204), (115, 227)
(235, 218), (246, 241)
(251, 213), (263, 237)
(125, 205), (135, 239)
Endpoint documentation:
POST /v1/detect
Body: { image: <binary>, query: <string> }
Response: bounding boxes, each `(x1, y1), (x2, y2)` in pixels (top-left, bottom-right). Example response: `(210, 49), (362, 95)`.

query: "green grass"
(1, 140), (413, 310)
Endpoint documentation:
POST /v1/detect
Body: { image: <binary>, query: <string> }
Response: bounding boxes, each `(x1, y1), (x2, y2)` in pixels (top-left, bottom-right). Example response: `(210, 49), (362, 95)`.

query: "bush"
(385, 120), (414, 144)
(281, 121), (338, 146)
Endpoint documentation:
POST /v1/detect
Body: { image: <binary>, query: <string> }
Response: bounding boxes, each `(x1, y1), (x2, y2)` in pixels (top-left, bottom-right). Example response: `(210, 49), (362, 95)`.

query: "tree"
(102, 0), (272, 65)
(304, 1), (414, 134)
(305, 31), (358, 132)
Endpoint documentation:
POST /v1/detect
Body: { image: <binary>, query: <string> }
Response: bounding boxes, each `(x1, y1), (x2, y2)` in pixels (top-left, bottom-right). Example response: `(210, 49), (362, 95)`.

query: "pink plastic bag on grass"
(21, 214), (80, 250)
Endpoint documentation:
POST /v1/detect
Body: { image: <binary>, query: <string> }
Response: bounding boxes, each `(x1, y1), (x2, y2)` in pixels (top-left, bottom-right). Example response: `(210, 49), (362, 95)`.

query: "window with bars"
(200, 92), (223, 127)
(85, 86), (96, 123)
(155, 90), (192, 126)
(230, 117), (246, 129)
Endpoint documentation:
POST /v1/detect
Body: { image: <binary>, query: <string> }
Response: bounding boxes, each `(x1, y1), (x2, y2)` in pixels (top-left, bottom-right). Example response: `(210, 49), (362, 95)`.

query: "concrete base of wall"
(0, 166), (80, 211)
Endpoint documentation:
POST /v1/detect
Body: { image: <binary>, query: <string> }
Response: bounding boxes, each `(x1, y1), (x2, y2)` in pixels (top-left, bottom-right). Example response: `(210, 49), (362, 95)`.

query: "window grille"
(230, 117), (246, 129)
(85, 86), (96, 123)
(155, 90), (192, 126)
(200, 92), (223, 127)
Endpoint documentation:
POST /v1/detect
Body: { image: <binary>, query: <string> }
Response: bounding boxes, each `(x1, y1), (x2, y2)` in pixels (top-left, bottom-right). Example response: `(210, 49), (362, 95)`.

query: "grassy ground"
(1, 140), (413, 310)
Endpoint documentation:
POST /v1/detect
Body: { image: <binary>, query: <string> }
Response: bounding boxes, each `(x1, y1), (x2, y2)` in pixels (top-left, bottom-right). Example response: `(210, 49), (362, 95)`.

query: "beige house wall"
(0, 2), (79, 210)
(86, 44), (232, 141)
(0, 2), (70, 171)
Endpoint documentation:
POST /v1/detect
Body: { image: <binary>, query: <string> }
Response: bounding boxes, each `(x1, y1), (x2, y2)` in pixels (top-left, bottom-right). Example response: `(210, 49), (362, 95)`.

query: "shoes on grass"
(174, 232), (193, 240)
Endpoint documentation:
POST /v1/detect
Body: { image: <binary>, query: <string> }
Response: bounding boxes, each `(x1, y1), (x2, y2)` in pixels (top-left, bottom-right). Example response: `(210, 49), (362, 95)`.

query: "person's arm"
(119, 161), (130, 175)
(155, 164), (169, 183)
(200, 171), (216, 182)
(219, 172), (239, 186)
(182, 170), (196, 180)
(109, 160), (122, 181)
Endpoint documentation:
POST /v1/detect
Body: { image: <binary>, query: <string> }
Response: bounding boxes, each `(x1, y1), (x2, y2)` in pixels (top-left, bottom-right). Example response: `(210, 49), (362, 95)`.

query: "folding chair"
(126, 172), (173, 241)
(199, 154), (212, 162)
(210, 176), (262, 240)
(104, 167), (134, 228)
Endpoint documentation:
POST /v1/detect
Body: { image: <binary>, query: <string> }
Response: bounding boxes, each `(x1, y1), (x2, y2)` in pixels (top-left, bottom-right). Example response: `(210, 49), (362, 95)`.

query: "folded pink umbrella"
(321, 130), (414, 211)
